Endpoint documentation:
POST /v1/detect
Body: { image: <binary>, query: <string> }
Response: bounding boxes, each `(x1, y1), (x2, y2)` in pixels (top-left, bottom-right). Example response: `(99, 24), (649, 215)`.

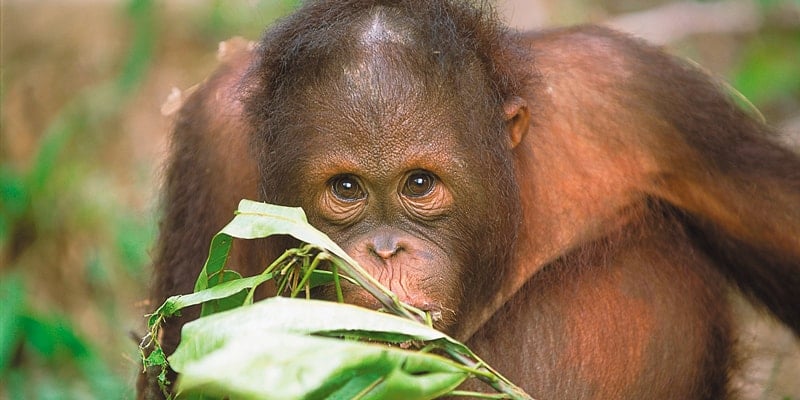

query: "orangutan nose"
(368, 234), (404, 260)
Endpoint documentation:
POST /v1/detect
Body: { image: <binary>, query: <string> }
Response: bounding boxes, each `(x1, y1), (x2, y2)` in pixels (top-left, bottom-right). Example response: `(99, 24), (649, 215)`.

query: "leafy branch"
(139, 200), (533, 400)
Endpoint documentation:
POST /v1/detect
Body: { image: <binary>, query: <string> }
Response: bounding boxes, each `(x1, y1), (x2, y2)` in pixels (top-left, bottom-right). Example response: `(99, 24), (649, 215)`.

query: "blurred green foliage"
(1, 275), (130, 399)
(1, 0), (157, 397)
(736, 0), (800, 122)
(733, 32), (800, 109)
(0, 0), (288, 398)
(0, 0), (155, 259)
(200, 0), (301, 39)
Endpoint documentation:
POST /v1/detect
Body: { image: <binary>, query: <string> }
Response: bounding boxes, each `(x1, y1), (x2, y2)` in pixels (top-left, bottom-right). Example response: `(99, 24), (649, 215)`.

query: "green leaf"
(192, 200), (349, 291)
(208, 201), (421, 320)
(194, 234), (233, 292)
(192, 200), (388, 318)
(146, 202), (531, 399)
(150, 273), (276, 327)
(168, 298), (473, 400)
(177, 297), (466, 349)
(150, 269), (347, 327)
(145, 347), (167, 368)
(0, 274), (24, 374)
(225, 200), (357, 265)
(174, 333), (467, 400)
(200, 269), (245, 317)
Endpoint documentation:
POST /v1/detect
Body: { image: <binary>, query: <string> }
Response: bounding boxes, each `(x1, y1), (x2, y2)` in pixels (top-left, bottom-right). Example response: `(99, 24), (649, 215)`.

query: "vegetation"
(141, 200), (531, 399)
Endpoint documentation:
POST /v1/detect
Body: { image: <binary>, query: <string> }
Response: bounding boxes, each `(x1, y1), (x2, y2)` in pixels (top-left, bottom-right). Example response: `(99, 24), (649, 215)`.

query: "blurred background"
(0, 0), (798, 398)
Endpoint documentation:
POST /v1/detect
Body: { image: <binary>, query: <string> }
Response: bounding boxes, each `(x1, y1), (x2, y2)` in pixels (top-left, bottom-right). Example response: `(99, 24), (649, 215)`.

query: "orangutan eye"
(331, 175), (366, 202)
(402, 171), (436, 198)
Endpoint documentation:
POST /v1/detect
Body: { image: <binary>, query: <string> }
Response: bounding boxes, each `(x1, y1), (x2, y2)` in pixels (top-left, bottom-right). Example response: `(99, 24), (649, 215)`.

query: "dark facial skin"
(263, 16), (517, 332)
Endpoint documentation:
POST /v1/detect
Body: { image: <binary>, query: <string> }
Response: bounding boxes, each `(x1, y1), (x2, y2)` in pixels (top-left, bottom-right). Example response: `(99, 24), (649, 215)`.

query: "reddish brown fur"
(469, 216), (734, 398)
(139, 1), (799, 399)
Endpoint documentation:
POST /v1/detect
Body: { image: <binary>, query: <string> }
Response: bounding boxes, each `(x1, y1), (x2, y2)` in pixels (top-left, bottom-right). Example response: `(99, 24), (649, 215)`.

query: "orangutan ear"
(504, 96), (530, 149)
